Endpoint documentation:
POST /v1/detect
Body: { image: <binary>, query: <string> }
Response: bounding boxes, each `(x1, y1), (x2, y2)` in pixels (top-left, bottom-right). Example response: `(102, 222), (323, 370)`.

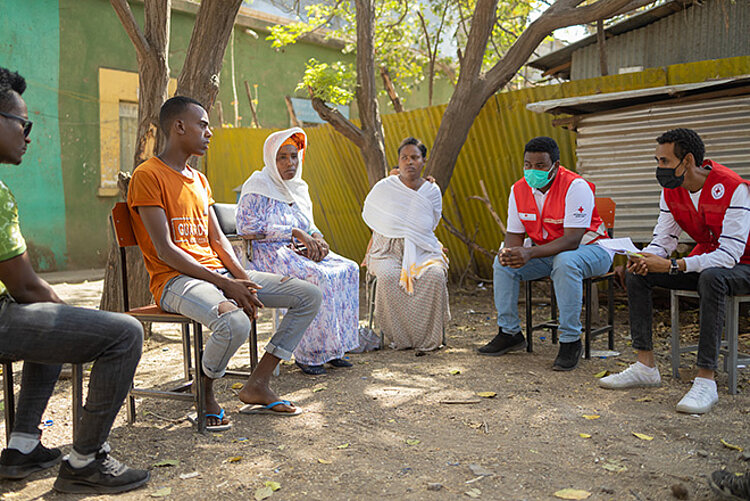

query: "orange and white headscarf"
(239, 127), (316, 230)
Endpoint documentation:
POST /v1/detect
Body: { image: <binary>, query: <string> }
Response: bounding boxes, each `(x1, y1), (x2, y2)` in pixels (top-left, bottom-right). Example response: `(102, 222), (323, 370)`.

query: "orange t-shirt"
(127, 157), (224, 304)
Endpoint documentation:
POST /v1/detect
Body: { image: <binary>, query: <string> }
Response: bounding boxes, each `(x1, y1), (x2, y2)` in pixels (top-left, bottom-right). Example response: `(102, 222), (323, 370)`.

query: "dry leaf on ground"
(554, 488), (591, 499)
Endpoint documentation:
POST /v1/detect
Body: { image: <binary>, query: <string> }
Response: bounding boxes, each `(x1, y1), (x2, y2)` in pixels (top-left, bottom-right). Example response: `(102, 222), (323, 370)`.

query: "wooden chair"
(524, 197), (617, 359)
(670, 290), (750, 394)
(2, 361), (83, 444)
(111, 202), (258, 433)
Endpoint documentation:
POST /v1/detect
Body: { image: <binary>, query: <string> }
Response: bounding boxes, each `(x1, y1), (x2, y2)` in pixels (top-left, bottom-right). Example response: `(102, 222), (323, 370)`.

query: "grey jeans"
(0, 296), (143, 455)
(160, 270), (322, 378)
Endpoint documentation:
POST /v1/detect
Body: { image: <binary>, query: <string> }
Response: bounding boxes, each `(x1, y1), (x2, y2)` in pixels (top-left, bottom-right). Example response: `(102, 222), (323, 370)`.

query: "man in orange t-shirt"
(128, 97), (322, 429)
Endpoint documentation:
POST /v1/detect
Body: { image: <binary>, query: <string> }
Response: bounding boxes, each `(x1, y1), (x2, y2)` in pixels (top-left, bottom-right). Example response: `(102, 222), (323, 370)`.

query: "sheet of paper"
(596, 237), (643, 256)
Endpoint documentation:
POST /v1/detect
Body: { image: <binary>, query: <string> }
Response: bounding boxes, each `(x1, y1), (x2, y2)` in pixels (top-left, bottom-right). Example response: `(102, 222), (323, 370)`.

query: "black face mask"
(656, 158), (685, 189)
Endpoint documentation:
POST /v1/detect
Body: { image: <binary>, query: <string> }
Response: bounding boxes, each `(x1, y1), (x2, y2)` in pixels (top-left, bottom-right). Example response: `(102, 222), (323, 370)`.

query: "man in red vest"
(478, 137), (614, 370)
(600, 128), (750, 414)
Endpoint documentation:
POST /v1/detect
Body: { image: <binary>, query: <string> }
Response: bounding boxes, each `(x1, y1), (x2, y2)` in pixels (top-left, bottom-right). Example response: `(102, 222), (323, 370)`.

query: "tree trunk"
(176, 0), (243, 111)
(425, 0), (654, 191)
(102, 0), (244, 314)
(353, 0), (388, 187)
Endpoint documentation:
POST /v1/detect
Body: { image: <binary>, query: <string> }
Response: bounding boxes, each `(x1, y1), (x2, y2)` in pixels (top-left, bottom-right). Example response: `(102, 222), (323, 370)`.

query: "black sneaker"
(53, 451), (150, 494)
(552, 339), (583, 371)
(0, 443), (62, 480)
(709, 470), (750, 500)
(477, 329), (526, 356)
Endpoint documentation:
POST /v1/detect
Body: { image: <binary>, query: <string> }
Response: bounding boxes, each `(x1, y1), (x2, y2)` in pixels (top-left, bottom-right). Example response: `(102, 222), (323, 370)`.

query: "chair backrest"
(213, 203), (237, 236)
(110, 202), (136, 310)
(111, 202), (137, 248)
(595, 197), (616, 236)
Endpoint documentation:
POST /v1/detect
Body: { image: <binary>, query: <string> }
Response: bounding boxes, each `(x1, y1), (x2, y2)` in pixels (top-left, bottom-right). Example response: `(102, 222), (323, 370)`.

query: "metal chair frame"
(2, 361), (83, 444)
(670, 289), (750, 394)
(523, 197), (617, 359)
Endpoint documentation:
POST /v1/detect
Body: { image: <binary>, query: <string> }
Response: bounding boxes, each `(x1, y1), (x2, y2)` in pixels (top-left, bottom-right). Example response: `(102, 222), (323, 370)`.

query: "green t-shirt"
(0, 180), (27, 296)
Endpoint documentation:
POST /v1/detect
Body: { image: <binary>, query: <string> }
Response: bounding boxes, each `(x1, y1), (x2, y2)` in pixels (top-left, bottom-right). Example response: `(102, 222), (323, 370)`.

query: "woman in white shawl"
(362, 137), (450, 352)
(236, 128), (360, 375)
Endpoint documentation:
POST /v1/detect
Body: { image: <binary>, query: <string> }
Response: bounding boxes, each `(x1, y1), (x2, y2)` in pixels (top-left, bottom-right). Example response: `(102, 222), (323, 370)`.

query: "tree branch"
(110, 0), (150, 60)
(441, 215), (494, 259)
(310, 96), (365, 148)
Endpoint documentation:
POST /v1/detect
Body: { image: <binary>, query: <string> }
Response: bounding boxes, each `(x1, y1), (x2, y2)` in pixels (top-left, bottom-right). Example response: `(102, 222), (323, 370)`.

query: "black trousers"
(626, 264), (750, 370)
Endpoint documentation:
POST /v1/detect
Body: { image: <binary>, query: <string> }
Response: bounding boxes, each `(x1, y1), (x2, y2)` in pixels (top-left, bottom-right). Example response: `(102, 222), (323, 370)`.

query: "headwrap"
(362, 176), (447, 294)
(239, 127), (316, 230)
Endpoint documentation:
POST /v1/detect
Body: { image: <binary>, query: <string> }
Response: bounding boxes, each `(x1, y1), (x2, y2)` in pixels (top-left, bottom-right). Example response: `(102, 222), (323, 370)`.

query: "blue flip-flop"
(239, 400), (302, 416)
(187, 408), (233, 431)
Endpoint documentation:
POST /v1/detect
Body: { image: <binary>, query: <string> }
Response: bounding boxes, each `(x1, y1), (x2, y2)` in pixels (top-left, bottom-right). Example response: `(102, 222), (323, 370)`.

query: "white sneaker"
(676, 377), (718, 414)
(599, 362), (661, 389)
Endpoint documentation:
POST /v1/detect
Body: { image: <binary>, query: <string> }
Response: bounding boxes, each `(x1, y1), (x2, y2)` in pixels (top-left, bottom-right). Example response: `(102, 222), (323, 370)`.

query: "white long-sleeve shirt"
(642, 183), (750, 272)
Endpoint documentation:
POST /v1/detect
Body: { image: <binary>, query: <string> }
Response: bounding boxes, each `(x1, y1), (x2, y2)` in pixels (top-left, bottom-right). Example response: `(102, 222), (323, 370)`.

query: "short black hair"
(397, 136), (427, 159)
(159, 96), (205, 134)
(524, 136), (559, 164)
(656, 128), (705, 166)
(0, 67), (26, 113)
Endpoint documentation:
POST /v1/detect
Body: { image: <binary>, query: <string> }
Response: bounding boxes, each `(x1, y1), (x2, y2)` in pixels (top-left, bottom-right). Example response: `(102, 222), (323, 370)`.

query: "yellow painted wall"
(206, 56), (750, 278)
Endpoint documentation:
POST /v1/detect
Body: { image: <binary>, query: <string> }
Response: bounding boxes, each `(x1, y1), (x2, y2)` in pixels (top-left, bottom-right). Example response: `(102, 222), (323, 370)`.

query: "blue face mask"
(524, 167), (555, 189)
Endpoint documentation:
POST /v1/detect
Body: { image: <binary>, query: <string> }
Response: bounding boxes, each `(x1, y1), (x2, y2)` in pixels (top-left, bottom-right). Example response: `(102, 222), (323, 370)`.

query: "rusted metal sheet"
(576, 94), (750, 242)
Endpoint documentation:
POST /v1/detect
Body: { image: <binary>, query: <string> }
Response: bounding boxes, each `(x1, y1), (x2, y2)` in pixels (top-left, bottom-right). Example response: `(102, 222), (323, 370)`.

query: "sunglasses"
(0, 111), (33, 137)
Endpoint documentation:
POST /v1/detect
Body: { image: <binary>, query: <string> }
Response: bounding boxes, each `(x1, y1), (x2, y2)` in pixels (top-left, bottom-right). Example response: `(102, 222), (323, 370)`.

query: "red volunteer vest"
(663, 160), (750, 265)
(512, 166), (607, 246)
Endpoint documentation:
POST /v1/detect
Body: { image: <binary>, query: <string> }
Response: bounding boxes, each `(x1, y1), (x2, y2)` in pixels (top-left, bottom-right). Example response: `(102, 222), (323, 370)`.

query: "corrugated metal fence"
(206, 57), (750, 279)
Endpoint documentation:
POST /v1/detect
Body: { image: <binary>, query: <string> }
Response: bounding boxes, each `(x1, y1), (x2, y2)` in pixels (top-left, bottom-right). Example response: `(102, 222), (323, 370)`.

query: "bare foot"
(200, 375), (231, 427)
(238, 380), (296, 414)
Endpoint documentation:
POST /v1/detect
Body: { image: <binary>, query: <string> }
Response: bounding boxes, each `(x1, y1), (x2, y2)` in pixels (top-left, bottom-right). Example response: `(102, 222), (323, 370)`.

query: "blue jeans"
(0, 296), (143, 455)
(160, 270), (322, 378)
(493, 245), (612, 343)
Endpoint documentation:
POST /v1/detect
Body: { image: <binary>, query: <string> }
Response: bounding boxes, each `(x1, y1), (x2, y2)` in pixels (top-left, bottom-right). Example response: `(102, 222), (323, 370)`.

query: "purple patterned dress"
(236, 193), (360, 365)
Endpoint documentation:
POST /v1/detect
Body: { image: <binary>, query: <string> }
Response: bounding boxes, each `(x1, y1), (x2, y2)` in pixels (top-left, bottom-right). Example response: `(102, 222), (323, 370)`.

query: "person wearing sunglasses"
(0, 67), (150, 493)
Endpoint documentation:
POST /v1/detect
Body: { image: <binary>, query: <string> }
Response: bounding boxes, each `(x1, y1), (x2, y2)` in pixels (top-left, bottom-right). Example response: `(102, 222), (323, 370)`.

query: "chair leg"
(550, 282), (558, 344)
(726, 297), (738, 395)
(584, 279), (592, 360)
(607, 276), (615, 350)
(2, 361), (14, 444)
(249, 319), (259, 372)
(181, 324), (192, 381)
(524, 281), (533, 353)
(670, 291), (681, 379)
(126, 383), (136, 425)
(71, 364), (84, 439)
(191, 321), (206, 434)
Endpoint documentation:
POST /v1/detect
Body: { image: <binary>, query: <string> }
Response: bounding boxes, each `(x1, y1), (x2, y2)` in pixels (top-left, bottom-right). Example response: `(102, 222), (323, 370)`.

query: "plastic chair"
(670, 290), (750, 394)
(524, 197), (616, 359)
(111, 202), (258, 433)
(1, 361), (82, 444)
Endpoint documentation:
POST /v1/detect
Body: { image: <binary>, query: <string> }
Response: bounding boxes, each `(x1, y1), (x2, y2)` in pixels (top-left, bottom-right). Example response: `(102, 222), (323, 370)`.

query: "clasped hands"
(626, 252), (672, 275)
(292, 228), (329, 262)
(498, 246), (533, 268)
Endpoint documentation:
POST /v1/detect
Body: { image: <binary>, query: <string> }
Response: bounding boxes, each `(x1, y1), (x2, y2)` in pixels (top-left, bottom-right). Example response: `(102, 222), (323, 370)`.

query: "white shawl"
(239, 127), (316, 230)
(362, 175), (448, 294)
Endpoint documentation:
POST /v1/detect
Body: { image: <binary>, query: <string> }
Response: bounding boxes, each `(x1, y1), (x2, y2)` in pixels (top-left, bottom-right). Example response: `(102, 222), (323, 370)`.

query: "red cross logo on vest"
(577, 206), (584, 213)
(711, 183), (725, 200)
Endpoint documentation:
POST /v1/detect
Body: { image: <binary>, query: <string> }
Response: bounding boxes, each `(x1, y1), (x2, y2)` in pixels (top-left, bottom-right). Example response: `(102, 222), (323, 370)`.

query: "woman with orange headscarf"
(236, 128), (360, 375)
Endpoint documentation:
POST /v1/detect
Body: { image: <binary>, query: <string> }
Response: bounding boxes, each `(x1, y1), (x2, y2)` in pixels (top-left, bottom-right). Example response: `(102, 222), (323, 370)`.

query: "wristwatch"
(669, 258), (680, 275)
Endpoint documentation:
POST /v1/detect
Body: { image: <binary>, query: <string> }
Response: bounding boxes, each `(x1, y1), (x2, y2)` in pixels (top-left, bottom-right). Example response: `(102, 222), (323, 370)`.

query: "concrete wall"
(0, 0), (66, 271)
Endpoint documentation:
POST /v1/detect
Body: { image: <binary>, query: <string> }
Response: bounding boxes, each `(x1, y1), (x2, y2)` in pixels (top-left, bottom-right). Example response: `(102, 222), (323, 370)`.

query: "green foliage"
(268, 0), (538, 107)
(297, 59), (356, 105)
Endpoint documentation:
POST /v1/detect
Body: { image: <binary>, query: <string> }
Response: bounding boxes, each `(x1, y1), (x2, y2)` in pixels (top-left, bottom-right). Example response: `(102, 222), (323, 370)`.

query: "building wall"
(0, 0), (66, 271)
(571, 0), (750, 80)
(52, 0), (348, 270)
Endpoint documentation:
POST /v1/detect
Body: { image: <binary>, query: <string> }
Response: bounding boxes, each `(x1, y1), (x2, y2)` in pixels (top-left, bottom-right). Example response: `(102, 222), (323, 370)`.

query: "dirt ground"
(1, 278), (749, 501)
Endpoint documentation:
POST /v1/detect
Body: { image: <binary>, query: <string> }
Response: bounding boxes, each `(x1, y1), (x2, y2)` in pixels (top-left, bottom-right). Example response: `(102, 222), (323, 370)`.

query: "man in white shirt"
(600, 128), (750, 414)
(477, 137), (614, 370)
